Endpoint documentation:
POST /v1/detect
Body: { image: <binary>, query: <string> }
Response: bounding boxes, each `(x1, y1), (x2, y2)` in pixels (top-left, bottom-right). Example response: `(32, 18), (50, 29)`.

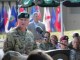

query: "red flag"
(4, 7), (8, 32)
(55, 6), (61, 32)
(19, 7), (24, 12)
(43, 7), (51, 32)
(4, 9), (8, 26)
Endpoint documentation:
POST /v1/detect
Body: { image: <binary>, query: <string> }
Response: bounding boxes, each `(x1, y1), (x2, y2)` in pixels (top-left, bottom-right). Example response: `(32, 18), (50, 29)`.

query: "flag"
(50, 7), (56, 32)
(55, 6), (61, 32)
(0, 7), (5, 32)
(19, 7), (25, 13)
(30, 6), (36, 22)
(5, 4), (11, 32)
(8, 6), (17, 30)
(4, 7), (8, 32)
(43, 7), (51, 32)
(4, 9), (8, 26)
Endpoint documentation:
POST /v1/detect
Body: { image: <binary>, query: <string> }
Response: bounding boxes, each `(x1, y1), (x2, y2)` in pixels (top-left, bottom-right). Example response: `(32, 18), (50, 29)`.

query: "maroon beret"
(60, 35), (69, 41)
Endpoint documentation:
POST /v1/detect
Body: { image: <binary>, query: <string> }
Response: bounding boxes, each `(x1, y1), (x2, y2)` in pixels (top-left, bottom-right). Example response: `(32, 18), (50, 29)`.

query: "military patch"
(25, 14), (28, 18)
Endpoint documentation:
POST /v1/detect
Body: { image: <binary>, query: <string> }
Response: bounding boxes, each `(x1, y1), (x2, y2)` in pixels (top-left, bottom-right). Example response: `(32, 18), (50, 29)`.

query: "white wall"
(63, 6), (80, 31)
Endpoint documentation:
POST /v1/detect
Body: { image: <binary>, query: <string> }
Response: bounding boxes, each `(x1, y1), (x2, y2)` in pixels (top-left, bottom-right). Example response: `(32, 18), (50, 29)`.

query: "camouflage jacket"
(39, 42), (56, 51)
(3, 27), (37, 55)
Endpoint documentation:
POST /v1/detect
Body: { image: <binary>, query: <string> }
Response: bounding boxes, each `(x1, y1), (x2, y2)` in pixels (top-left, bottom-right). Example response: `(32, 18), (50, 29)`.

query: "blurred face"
(44, 33), (49, 38)
(18, 18), (29, 28)
(60, 40), (68, 49)
(33, 13), (39, 22)
(50, 37), (56, 45)
(44, 33), (50, 42)
(50, 37), (55, 43)
(72, 37), (79, 49)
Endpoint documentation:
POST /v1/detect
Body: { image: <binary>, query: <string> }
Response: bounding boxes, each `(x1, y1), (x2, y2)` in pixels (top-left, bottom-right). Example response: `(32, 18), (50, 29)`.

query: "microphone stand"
(36, 26), (45, 40)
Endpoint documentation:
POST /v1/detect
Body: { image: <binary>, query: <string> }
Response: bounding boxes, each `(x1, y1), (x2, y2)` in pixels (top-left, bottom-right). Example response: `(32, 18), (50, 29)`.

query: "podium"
(45, 49), (70, 60)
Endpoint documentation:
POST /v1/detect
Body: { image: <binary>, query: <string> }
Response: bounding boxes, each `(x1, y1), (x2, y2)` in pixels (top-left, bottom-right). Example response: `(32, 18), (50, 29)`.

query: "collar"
(33, 21), (40, 28)
(16, 27), (27, 36)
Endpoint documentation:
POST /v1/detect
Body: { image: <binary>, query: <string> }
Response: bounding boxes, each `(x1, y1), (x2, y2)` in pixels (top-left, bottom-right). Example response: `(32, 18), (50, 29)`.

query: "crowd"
(0, 12), (80, 60)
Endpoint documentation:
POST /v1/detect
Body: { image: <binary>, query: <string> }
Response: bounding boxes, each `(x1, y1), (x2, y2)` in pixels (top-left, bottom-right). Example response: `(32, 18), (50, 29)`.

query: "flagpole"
(60, 1), (64, 36)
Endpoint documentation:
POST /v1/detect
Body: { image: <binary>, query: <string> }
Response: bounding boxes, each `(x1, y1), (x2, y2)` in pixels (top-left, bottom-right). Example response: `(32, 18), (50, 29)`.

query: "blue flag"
(8, 6), (17, 30)
(0, 7), (5, 32)
(50, 8), (56, 32)
(30, 6), (37, 22)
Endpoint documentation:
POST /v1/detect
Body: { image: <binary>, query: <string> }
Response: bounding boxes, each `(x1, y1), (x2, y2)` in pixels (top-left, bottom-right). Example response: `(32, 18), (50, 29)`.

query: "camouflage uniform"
(39, 42), (56, 51)
(3, 27), (37, 55)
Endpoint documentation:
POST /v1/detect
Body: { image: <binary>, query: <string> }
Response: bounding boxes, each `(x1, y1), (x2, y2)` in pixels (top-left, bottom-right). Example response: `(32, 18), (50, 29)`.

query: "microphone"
(57, 42), (67, 46)
(57, 42), (73, 49)
(36, 26), (43, 34)
(51, 39), (73, 49)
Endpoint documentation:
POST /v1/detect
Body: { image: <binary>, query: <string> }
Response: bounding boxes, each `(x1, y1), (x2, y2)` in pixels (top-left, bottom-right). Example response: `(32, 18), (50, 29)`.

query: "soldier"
(70, 36), (80, 60)
(2, 51), (27, 60)
(68, 33), (79, 49)
(27, 49), (53, 60)
(39, 31), (56, 50)
(50, 35), (59, 49)
(59, 35), (69, 49)
(3, 12), (37, 55)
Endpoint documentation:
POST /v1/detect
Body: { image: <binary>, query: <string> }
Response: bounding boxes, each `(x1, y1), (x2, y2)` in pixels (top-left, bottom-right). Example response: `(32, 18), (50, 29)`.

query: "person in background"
(28, 12), (46, 41)
(79, 36), (80, 50)
(39, 31), (56, 50)
(43, 31), (50, 41)
(3, 12), (37, 55)
(70, 36), (80, 60)
(0, 49), (4, 60)
(2, 51), (27, 60)
(59, 35), (69, 49)
(68, 33), (79, 49)
(27, 49), (53, 60)
(50, 35), (59, 49)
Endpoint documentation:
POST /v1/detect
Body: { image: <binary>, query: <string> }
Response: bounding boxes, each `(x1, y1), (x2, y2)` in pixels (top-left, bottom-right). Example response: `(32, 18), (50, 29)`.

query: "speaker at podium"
(45, 49), (70, 60)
